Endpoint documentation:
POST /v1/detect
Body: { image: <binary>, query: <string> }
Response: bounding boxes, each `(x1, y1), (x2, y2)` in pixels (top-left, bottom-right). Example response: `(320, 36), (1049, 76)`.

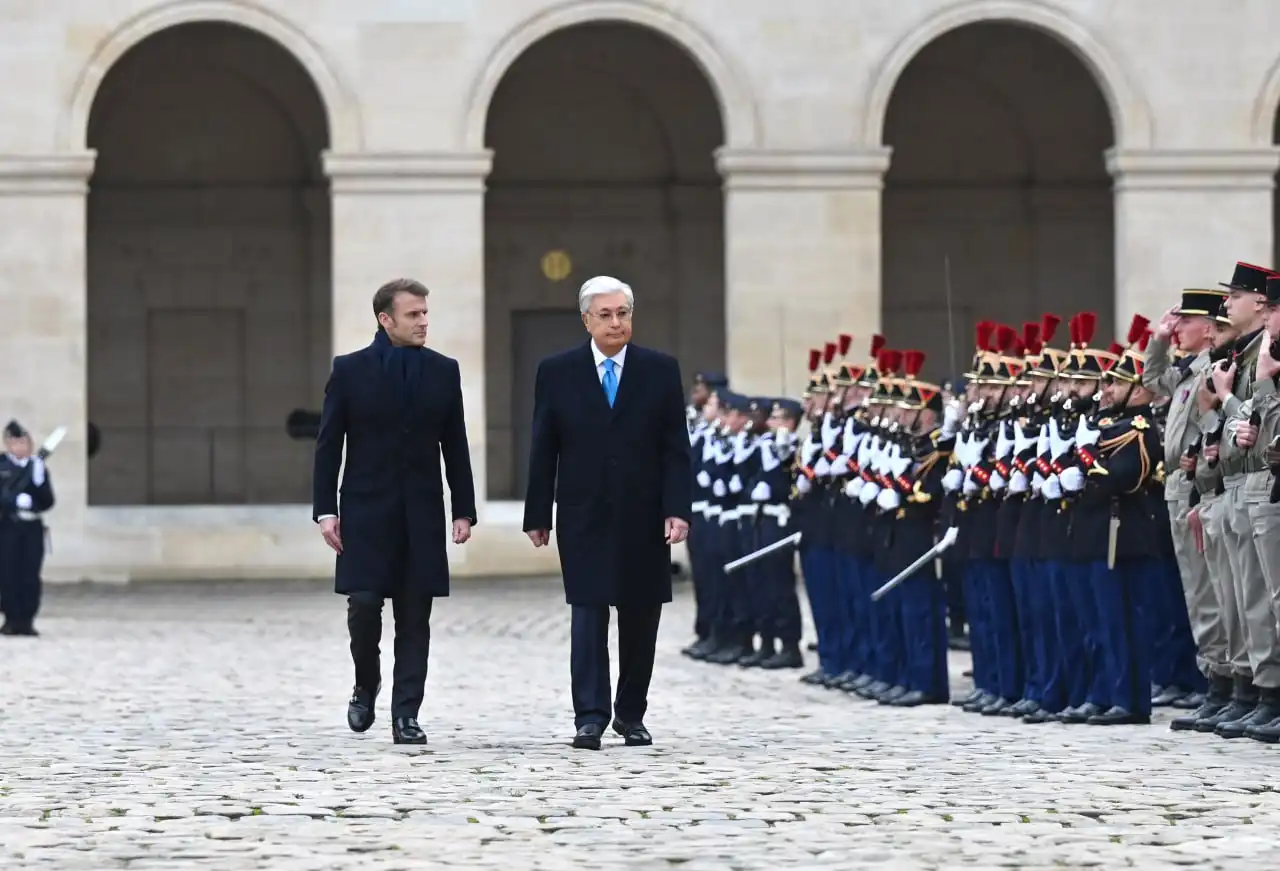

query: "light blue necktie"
(602, 358), (618, 407)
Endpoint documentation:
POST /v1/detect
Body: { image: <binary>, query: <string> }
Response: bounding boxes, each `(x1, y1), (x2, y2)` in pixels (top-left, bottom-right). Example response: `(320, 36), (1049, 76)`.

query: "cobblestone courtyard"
(2, 578), (1277, 870)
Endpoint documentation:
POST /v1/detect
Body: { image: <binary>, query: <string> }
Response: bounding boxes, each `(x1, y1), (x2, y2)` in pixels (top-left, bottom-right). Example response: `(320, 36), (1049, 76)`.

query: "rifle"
(1184, 438), (1201, 481)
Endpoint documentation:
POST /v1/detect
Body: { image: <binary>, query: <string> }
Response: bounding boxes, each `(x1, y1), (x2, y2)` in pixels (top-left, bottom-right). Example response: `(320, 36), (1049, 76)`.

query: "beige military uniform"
(1213, 328), (1280, 687)
(1143, 337), (1229, 678)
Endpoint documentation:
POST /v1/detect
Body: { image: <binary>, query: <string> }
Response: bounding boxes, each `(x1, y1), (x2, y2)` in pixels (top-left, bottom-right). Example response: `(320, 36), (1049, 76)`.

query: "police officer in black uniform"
(0, 420), (56, 637)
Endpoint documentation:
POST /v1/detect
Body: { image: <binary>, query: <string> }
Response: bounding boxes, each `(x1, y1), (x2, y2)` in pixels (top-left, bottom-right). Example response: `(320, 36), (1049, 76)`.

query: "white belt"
(762, 503), (790, 520)
(719, 507), (741, 524)
(692, 500), (709, 513)
(14, 510), (39, 522)
(703, 505), (722, 517)
(738, 505), (759, 518)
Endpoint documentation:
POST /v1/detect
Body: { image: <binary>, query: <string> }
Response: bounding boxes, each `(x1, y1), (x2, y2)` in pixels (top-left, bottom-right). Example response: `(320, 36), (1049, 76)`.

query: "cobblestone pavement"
(2, 577), (1278, 870)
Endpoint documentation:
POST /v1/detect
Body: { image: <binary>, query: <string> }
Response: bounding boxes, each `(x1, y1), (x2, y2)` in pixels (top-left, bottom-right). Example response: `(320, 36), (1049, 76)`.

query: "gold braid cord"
(1096, 428), (1149, 494)
(907, 449), (948, 504)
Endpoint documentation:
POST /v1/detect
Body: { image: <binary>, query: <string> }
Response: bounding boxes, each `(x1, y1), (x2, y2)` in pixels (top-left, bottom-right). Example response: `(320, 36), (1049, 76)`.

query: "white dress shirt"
(591, 341), (627, 385)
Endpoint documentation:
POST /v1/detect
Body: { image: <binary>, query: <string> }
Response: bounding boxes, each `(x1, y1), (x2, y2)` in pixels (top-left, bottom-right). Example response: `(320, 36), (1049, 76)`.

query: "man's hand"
(665, 517), (690, 545)
(320, 516), (342, 554)
(1236, 422), (1259, 449)
(1260, 336), (1280, 381)
(526, 529), (550, 547)
(452, 518), (473, 545)
(1155, 306), (1180, 342)
(1179, 453), (1197, 474)
(1212, 361), (1236, 396)
(1204, 443), (1220, 464)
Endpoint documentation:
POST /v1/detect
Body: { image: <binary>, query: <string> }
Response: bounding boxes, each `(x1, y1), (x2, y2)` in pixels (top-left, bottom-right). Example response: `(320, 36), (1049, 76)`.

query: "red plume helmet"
(1069, 314), (1081, 348)
(1041, 313), (1062, 346)
(823, 343), (836, 365)
(996, 324), (1019, 354)
(1126, 314), (1151, 346)
(838, 334), (853, 357)
(975, 321), (996, 353)
(903, 350), (926, 378)
(1076, 312), (1098, 346)
(883, 349), (903, 374)
(1138, 329), (1153, 352)
(869, 334), (886, 358)
(1107, 341), (1125, 358)
(808, 349), (821, 373)
(1022, 322), (1041, 351)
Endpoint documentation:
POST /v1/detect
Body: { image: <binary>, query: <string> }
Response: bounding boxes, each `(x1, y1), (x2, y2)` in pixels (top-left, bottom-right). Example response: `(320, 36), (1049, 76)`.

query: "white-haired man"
(523, 275), (693, 749)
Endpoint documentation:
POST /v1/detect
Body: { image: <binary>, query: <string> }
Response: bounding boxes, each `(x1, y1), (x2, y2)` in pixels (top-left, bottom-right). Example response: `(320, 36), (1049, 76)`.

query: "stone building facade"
(2, 0), (1279, 580)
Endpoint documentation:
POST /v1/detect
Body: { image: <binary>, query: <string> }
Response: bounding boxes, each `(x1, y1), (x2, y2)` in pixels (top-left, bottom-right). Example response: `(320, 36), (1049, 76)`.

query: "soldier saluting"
(0, 420), (56, 637)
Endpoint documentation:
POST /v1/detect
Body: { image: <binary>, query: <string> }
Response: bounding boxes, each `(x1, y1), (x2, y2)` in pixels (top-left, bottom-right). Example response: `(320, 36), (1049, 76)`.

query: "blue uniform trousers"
(1033, 559), (1069, 712)
(1061, 560), (1111, 709)
(800, 546), (840, 675)
(0, 518), (44, 630)
(1143, 557), (1206, 692)
(963, 561), (997, 694)
(834, 551), (862, 675)
(1087, 558), (1152, 716)
(737, 515), (765, 643)
(874, 579), (906, 688)
(896, 571), (950, 699)
(1009, 558), (1041, 703)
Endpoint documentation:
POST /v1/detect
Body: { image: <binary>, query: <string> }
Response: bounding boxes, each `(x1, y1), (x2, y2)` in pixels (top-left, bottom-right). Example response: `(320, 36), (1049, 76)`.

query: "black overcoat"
(523, 341), (693, 607)
(312, 333), (477, 598)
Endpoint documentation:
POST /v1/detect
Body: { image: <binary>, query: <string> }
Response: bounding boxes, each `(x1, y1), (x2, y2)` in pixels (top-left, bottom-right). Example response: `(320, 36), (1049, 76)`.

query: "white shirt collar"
(591, 340), (627, 371)
(5, 453), (28, 467)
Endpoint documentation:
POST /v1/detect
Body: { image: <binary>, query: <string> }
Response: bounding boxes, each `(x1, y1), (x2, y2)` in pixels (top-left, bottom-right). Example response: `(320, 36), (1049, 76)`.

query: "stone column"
(1107, 148), (1280, 324)
(716, 149), (892, 397)
(0, 153), (96, 565)
(323, 151), (492, 560)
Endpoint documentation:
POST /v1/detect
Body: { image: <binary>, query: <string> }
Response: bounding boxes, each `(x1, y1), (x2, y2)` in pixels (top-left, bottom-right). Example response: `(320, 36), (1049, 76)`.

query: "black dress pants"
(571, 602), (662, 728)
(347, 586), (434, 720)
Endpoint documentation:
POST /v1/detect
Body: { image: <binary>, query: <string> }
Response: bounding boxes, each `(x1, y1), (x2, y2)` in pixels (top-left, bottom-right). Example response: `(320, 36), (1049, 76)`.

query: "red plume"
(1076, 312), (1097, 346)
(1138, 329), (1152, 352)
(975, 321), (995, 353)
(1022, 322), (1041, 351)
(996, 324), (1018, 354)
(1069, 314), (1080, 347)
(1041, 313), (1061, 346)
(838, 334), (853, 357)
(883, 349), (903, 374)
(808, 349), (820, 373)
(903, 350), (926, 378)
(823, 343), (836, 365)
(1107, 341), (1124, 357)
(1126, 314), (1151, 346)
(870, 334), (886, 357)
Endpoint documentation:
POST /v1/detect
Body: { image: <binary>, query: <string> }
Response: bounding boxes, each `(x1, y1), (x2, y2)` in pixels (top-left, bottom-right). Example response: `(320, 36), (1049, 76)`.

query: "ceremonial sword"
(870, 526), (960, 601)
(722, 531), (802, 574)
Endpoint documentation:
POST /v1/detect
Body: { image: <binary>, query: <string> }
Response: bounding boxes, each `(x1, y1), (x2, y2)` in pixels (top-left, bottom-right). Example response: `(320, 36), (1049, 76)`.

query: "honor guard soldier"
(684, 372), (728, 658)
(875, 350), (953, 705)
(732, 396), (773, 666)
(1199, 261), (1280, 738)
(0, 420), (56, 637)
(1058, 317), (1162, 725)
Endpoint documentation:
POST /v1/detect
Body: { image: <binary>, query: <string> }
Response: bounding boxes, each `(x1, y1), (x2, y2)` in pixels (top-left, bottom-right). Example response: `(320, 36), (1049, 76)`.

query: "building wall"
(1, 0), (1278, 580)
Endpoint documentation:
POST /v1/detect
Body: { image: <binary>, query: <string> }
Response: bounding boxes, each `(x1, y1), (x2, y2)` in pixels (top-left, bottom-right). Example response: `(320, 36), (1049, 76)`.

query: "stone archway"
(86, 21), (332, 506)
(482, 21), (726, 500)
(880, 21), (1117, 379)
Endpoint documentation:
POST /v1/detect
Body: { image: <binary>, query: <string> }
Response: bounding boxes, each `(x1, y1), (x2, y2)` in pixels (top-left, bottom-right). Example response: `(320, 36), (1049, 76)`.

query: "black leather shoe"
(1086, 706), (1151, 725)
(952, 688), (982, 708)
(963, 691), (995, 713)
(0, 623), (14, 636)
(1215, 688), (1280, 739)
(1196, 676), (1258, 732)
(759, 646), (804, 670)
(890, 690), (948, 707)
(347, 683), (379, 733)
(611, 719), (653, 747)
(876, 685), (908, 704)
(737, 647), (770, 668)
(1022, 707), (1059, 724)
(1152, 686), (1190, 707)
(980, 697), (1014, 716)
(391, 717), (426, 745)
(707, 643), (749, 665)
(1244, 715), (1280, 743)
(1060, 702), (1105, 724)
(572, 723), (603, 750)
(1171, 691), (1205, 710)
(799, 668), (827, 685)
(1172, 675), (1231, 731)
(681, 638), (713, 658)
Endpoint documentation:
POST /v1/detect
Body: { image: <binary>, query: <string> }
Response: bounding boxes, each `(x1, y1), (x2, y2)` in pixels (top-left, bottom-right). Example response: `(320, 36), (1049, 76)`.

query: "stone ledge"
(1106, 148), (1280, 191)
(0, 152), (97, 195)
(715, 148), (893, 191)
(322, 150), (494, 194)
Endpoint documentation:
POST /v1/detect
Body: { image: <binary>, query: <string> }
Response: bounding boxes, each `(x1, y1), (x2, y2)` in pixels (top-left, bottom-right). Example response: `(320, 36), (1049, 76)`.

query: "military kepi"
(4, 419), (26, 439)
(1220, 261), (1277, 293)
(1174, 288), (1228, 317)
(1267, 275), (1280, 304)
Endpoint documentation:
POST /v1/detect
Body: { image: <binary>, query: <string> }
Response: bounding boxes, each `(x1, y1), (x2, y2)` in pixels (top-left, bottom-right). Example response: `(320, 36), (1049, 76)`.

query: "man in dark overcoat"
(313, 278), (477, 745)
(523, 275), (693, 750)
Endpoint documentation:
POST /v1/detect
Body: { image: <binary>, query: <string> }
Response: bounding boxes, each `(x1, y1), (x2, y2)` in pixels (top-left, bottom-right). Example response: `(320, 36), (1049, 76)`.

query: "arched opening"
(882, 22), (1116, 377)
(482, 21), (725, 500)
(86, 22), (332, 505)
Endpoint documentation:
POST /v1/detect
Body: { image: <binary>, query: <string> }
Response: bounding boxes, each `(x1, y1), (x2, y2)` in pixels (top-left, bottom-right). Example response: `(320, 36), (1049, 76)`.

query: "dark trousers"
(754, 513), (802, 646)
(689, 514), (713, 640)
(571, 603), (662, 728)
(1144, 557), (1206, 692)
(979, 559), (1024, 700)
(0, 519), (44, 630)
(713, 518), (751, 641)
(347, 587), (434, 720)
(1009, 557), (1040, 703)
(1063, 559), (1110, 709)
(800, 546), (839, 674)
(1089, 558), (1152, 716)
(963, 561), (996, 694)
(737, 517), (764, 640)
(943, 556), (967, 636)
(897, 572), (950, 699)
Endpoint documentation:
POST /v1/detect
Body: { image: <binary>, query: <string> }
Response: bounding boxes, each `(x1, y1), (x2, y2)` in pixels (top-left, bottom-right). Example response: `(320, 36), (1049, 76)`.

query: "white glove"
(1037, 423), (1050, 458)
(995, 422), (1014, 460)
(820, 413), (840, 450)
(30, 458), (45, 487)
(970, 437), (989, 465)
(828, 456), (850, 477)
(1076, 415), (1101, 448)
(876, 488), (901, 512)
(814, 456), (831, 477)
(1060, 466), (1085, 492)
(941, 399), (962, 437)
(942, 468), (963, 492)
(15, 493), (33, 510)
(989, 471), (1007, 492)
(1042, 475), (1063, 500)
(750, 481), (771, 502)
(963, 474), (979, 496)
(712, 480), (727, 497)
(859, 482), (881, 505)
(729, 474), (743, 494)
(696, 470), (711, 488)
(1049, 417), (1074, 459)
(1013, 424), (1034, 457)
(844, 479), (863, 498)
(954, 433), (970, 468)
(1009, 471), (1029, 494)
(889, 455), (911, 478)
(1031, 471), (1045, 494)
(795, 476), (811, 495)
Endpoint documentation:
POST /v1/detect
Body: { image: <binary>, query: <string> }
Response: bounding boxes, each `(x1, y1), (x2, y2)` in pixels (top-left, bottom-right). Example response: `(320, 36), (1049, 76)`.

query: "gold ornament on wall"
(540, 249), (573, 282)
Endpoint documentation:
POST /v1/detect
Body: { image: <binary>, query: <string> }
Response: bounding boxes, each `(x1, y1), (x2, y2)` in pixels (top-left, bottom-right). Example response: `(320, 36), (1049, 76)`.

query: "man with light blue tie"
(523, 275), (694, 750)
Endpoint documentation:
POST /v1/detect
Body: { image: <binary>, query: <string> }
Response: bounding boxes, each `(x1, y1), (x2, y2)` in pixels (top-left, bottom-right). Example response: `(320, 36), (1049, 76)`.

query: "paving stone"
(0, 577), (1276, 869)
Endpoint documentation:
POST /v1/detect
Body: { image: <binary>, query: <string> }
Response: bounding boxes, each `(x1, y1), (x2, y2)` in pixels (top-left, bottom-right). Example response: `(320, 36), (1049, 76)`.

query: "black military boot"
(1171, 691), (1205, 710)
(1194, 676), (1257, 733)
(737, 639), (771, 667)
(1216, 685), (1280, 739)
(681, 637), (713, 658)
(1171, 674), (1232, 731)
(760, 643), (804, 670)
(706, 638), (750, 665)
(1244, 714), (1280, 743)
